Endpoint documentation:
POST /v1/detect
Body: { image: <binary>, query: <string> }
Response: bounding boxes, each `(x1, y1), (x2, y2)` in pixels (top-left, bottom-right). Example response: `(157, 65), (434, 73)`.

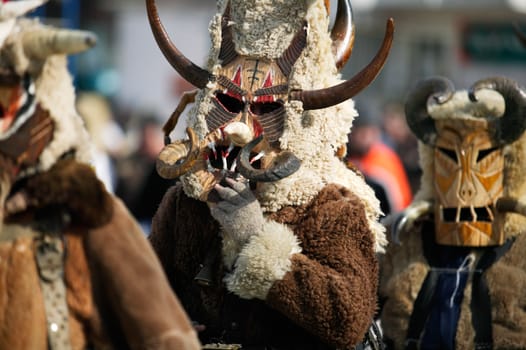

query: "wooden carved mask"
(406, 76), (526, 247)
(146, 0), (394, 201)
(433, 119), (504, 246)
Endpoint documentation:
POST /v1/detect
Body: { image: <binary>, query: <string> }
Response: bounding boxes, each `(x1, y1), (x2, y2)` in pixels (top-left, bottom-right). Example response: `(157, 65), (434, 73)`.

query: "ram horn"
(330, 0), (355, 70)
(22, 29), (97, 60)
(468, 77), (526, 145)
(156, 127), (200, 179)
(389, 200), (433, 244)
(289, 18), (394, 111)
(146, 0), (213, 89)
(496, 197), (526, 217)
(236, 135), (301, 182)
(405, 76), (455, 146)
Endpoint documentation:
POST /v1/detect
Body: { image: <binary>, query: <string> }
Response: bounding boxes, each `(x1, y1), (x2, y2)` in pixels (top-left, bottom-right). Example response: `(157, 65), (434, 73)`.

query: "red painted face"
(208, 55), (289, 145)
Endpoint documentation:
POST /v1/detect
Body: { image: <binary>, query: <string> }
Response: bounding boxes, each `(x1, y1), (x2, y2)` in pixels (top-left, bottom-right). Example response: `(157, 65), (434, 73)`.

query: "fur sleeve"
(265, 185), (379, 349)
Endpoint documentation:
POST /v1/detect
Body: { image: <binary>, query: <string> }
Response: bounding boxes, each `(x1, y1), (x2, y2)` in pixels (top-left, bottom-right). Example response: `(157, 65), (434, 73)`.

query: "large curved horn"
(469, 77), (526, 145)
(156, 127), (200, 179)
(22, 29), (96, 60)
(289, 18), (394, 111)
(236, 136), (301, 182)
(405, 76), (455, 146)
(331, 0), (355, 70)
(513, 23), (526, 48)
(146, 0), (212, 88)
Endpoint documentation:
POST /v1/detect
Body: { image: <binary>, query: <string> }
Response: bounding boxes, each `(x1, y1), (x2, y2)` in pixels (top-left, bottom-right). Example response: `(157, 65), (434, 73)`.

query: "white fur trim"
(224, 220), (301, 300)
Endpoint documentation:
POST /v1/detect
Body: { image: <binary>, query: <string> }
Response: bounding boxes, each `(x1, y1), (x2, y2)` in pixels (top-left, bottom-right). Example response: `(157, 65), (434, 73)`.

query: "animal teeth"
(222, 154), (228, 170)
(250, 151), (265, 164)
(230, 159), (237, 172)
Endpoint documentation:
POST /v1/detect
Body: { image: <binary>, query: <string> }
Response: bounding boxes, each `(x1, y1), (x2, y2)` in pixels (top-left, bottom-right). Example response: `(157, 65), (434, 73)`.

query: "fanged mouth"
(441, 206), (495, 222)
(204, 141), (263, 175)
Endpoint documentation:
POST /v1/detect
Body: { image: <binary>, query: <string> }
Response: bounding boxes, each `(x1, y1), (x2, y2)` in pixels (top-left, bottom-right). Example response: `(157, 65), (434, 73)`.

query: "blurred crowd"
(346, 99), (419, 217)
(76, 92), (175, 234)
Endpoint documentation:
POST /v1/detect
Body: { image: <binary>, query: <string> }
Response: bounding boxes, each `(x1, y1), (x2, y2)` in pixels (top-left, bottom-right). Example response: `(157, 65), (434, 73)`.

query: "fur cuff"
(224, 220), (301, 300)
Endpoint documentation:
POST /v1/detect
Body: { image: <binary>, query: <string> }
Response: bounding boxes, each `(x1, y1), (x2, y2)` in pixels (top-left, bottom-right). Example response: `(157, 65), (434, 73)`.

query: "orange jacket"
(348, 142), (412, 213)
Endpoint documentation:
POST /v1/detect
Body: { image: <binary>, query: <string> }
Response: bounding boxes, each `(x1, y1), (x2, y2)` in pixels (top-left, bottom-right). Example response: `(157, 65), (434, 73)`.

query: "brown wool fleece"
(150, 183), (379, 349)
(0, 178), (201, 349)
(380, 216), (526, 349)
(20, 158), (114, 228)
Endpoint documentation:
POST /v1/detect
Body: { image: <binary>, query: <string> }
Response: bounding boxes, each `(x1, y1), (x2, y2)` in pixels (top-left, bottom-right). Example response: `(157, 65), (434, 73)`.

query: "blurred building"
(348, 0), (526, 105)
(36, 0), (526, 134)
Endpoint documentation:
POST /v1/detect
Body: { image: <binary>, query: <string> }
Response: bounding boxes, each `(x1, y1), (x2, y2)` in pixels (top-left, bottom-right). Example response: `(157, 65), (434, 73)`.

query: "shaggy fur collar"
(6, 158), (113, 228)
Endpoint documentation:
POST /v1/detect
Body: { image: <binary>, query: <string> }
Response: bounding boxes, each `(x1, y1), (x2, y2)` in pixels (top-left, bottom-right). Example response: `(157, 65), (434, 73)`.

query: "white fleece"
(224, 220), (302, 300)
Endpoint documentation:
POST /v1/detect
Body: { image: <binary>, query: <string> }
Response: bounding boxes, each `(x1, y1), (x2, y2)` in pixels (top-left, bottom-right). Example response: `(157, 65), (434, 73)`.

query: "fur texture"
(180, 0), (385, 252)
(150, 183), (378, 349)
(1, 162), (201, 349)
(412, 88), (526, 236)
(380, 215), (526, 349)
(225, 220), (302, 299)
(380, 87), (526, 348)
(0, 10), (201, 349)
(3, 18), (93, 172)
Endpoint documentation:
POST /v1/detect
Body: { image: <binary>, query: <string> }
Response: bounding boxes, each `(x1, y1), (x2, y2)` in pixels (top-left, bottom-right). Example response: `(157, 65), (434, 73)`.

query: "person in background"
(381, 101), (421, 194)
(115, 113), (174, 233)
(76, 91), (127, 193)
(346, 102), (413, 215)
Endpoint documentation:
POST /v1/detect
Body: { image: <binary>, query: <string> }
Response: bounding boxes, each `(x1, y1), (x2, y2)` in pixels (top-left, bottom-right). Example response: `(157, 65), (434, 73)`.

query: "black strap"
(404, 269), (440, 349)
(470, 238), (515, 350)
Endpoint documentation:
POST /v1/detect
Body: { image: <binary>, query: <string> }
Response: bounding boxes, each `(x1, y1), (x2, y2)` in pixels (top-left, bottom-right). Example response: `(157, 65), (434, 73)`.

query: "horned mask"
(0, 0), (96, 218)
(405, 76), (526, 247)
(147, 0), (394, 203)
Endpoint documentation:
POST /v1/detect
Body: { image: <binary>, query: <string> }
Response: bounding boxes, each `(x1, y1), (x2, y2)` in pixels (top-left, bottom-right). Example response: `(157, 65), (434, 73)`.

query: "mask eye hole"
(249, 102), (282, 116)
(215, 92), (244, 114)
(438, 147), (458, 162)
(476, 147), (498, 162)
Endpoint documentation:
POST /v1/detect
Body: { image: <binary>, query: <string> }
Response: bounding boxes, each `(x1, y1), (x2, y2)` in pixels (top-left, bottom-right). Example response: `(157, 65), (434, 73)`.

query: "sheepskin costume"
(0, 5), (200, 350)
(379, 76), (526, 349)
(183, 0), (385, 249)
(147, 0), (391, 348)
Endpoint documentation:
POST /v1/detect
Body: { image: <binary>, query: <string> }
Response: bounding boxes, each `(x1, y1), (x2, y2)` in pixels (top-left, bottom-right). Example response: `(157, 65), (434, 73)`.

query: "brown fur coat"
(380, 214), (526, 349)
(149, 183), (379, 350)
(0, 159), (200, 350)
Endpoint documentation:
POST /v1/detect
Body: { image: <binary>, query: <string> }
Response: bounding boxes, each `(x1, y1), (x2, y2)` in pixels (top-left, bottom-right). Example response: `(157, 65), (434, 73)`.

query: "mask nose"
(223, 121), (253, 146)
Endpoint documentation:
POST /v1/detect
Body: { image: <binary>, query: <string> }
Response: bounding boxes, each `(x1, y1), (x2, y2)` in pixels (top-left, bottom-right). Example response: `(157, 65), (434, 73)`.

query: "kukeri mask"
(146, 0), (394, 201)
(405, 76), (526, 247)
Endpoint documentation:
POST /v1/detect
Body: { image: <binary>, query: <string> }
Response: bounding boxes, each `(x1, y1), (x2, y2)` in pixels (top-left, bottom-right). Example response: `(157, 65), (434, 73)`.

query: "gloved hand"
(208, 177), (266, 267)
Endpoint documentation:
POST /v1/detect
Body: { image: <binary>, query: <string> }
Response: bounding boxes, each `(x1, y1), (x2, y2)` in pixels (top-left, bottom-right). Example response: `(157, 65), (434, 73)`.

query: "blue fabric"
(420, 249), (471, 350)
